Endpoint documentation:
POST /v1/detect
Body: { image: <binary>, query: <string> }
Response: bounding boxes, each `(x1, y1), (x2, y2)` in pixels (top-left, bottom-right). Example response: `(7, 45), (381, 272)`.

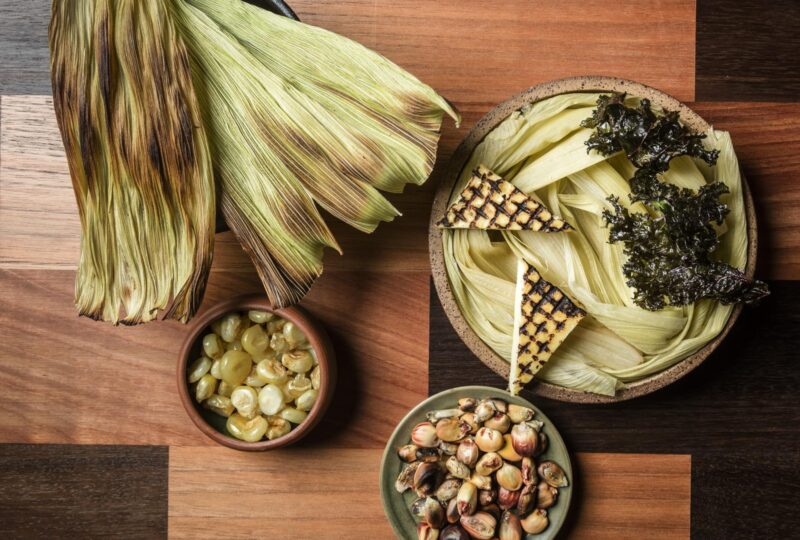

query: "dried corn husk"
(49, 0), (215, 324)
(175, 0), (459, 307)
(441, 93), (747, 395)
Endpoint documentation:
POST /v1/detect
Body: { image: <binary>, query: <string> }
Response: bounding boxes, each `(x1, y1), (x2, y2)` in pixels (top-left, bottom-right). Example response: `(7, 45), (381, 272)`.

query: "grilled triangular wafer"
(438, 165), (572, 231)
(508, 259), (586, 395)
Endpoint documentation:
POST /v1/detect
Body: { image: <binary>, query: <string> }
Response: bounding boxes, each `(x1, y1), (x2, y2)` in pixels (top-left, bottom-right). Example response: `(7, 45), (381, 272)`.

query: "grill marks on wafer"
(437, 165), (572, 232)
(508, 259), (586, 395)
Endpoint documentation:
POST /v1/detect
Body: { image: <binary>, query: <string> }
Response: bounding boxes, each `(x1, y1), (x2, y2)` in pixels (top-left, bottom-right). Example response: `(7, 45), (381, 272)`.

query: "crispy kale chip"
(604, 171), (768, 310)
(584, 95), (769, 310)
(582, 93), (720, 173)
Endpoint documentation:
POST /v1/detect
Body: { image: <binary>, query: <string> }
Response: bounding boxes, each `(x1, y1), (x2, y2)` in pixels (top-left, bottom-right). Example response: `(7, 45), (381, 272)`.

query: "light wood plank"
(0, 269), (427, 447)
(168, 449), (690, 540)
(569, 453), (691, 540)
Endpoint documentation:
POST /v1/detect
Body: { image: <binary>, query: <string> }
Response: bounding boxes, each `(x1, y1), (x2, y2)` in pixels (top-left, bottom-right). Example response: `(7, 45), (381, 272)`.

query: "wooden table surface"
(1, 1), (798, 539)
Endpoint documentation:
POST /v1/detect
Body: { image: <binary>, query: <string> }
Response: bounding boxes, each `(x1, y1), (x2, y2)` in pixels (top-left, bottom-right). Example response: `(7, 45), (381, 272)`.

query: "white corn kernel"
(281, 350), (313, 374)
(282, 321), (308, 348)
(279, 407), (308, 425)
(256, 359), (288, 384)
(258, 384), (285, 416)
(202, 334), (224, 359)
(248, 310), (273, 324)
(266, 418), (291, 440)
(244, 366), (267, 388)
(227, 413), (268, 442)
(219, 350), (252, 386)
(296, 388), (319, 411)
(195, 374), (217, 402)
(287, 374), (312, 398)
(231, 386), (259, 418)
(220, 313), (244, 343)
(218, 380), (235, 398)
(204, 394), (234, 417)
(310, 365), (321, 390)
(210, 359), (223, 379)
(187, 357), (212, 383)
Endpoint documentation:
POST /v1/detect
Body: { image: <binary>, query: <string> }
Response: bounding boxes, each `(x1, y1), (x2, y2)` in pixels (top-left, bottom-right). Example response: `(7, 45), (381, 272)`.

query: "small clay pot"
(177, 295), (336, 450)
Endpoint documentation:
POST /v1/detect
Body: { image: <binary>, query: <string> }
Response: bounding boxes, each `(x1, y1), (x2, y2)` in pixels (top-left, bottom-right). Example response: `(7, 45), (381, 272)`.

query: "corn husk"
(441, 93), (746, 395)
(175, 0), (459, 307)
(50, 0), (215, 324)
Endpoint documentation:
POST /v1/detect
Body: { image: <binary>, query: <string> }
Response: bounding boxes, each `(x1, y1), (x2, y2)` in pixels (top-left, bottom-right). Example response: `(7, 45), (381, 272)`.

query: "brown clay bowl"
(429, 76), (758, 404)
(177, 295), (336, 450)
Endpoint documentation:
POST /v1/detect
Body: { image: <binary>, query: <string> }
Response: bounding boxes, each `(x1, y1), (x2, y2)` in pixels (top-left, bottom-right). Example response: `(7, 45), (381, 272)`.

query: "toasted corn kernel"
(258, 384), (285, 416)
(266, 417), (291, 440)
(195, 374), (217, 402)
(225, 340), (243, 352)
(256, 359), (288, 384)
(248, 310), (273, 324)
(231, 386), (259, 418)
(203, 394), (234, 417)
(202, 334), (224, 359)
(243, 366), (267, 388)
(226, 413), (267, 442)
(187, 357), (212, 383)
(219, 350), (252, 386)
(210, 358), (223, 379)
(296, 388), (319, 411)
(270, 333), (289, 354)
(282, 321), (308, 348)
(267, 319), (286, 334)
(279, 407), (308, 424)
(220, 313), (245, 343)
(241, 324), (269, 355)
(281, 350), (314, 374)
(217, 380), (234, 398)
(287, 374), (312, 398)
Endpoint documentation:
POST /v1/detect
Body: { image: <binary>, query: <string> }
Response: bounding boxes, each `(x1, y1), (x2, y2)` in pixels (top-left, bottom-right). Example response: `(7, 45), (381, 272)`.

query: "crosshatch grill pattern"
(511, 261), (586, 394)
(437, 165), (572, 232)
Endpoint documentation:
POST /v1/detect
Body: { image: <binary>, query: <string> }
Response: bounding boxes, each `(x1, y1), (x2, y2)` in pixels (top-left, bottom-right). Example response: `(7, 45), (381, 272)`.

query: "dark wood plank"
(690, 102), (800, 280)
(692, 449), (800, 540)
(429, 280), (800, 538)
(0, 444), (167, 539)
(696, 0), (800, 101)
(0, 1), (50, 94)
(430, 280), (800, 451)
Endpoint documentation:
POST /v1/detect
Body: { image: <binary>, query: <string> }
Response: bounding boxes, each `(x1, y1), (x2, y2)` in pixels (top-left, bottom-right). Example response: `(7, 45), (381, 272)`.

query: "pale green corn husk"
(187, 0), (458, 194)
(50, 0), (215, 324)
(441, 93), (746, 396)
(174, 0), (459, 307)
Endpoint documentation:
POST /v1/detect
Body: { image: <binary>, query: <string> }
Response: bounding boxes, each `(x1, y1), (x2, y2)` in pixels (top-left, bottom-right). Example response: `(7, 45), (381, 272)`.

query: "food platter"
(429, 76), (759, 403)
(380, 386), (573, 539)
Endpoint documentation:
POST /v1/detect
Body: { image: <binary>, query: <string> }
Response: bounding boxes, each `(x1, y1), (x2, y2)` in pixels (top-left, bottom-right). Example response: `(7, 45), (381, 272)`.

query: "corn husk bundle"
(50, 0), (459, 323)
(50, 0), (215, 324)
(441, 93), (746, 396)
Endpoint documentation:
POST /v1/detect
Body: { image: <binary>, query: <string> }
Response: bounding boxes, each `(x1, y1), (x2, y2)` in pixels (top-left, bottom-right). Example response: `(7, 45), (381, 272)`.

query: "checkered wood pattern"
(1, 0), (799, 538)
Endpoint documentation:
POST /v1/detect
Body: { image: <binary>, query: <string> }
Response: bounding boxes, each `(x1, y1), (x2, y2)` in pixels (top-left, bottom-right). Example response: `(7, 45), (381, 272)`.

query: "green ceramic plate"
(380, 385), (573, 539)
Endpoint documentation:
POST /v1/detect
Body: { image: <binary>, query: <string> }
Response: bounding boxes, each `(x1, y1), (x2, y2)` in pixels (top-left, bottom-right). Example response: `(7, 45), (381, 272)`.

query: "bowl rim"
(379, 385), (574, 539)
(176, 294), (336, 451)
(428, 75), (758, 404)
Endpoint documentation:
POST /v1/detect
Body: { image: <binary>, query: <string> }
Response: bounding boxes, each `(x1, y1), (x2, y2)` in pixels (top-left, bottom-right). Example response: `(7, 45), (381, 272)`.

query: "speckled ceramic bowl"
(429, 76), (758, 403)
(380, 386), (573, 539)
